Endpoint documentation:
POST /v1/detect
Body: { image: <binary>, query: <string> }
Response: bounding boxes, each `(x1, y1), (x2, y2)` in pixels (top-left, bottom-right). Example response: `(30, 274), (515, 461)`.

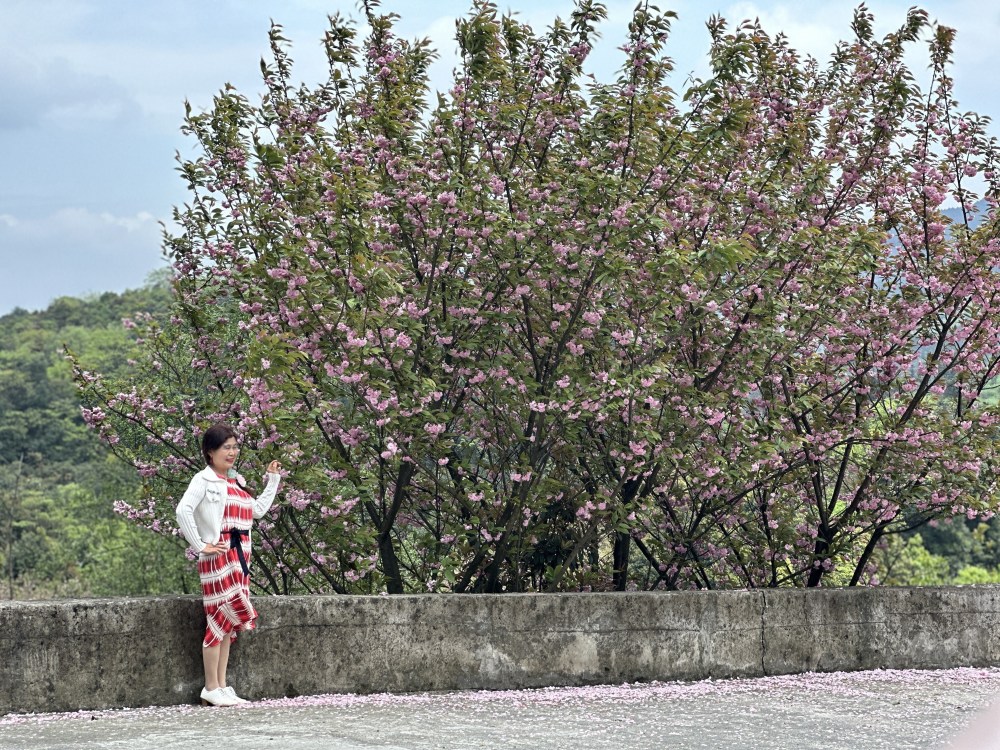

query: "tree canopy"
(74, 1), (1000, 594)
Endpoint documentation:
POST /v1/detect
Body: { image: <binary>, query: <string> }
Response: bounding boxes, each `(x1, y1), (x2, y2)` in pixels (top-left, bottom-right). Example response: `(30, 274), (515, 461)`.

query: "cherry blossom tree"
(74, 1), (1000, 593)
(619, 9), (1000, 590)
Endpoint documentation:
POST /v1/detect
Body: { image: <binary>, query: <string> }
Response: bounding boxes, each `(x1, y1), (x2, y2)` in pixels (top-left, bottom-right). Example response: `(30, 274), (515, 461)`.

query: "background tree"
(74, 1), (1000, 594)
(0, 278), (195, 599)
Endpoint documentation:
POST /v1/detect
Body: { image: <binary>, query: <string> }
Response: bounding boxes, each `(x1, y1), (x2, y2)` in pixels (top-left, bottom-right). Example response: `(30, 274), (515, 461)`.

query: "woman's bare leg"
(203, 644), (222, 691)
(216, 634), (232, 688)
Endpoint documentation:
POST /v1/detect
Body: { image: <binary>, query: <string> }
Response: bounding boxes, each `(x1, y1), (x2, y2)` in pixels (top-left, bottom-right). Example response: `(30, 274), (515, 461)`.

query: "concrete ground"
(3, 667), (1000, 750)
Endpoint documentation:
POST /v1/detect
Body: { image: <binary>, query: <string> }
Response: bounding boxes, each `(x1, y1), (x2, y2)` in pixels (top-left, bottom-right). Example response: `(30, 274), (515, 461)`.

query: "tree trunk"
(612, 531), (631, 591)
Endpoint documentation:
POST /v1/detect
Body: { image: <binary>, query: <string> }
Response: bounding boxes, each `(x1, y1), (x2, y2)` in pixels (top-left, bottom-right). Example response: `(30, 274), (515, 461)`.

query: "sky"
(2, 0), (999, 315)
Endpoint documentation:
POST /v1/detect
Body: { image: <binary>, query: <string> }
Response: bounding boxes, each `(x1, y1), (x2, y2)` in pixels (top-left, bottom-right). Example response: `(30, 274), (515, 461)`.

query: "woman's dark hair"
(202, 423), (238, 465)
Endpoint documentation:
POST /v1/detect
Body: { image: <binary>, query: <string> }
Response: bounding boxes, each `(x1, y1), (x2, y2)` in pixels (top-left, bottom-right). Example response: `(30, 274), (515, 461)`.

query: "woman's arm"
(251, 461), (282, 519)
(175, 474), (209, 553)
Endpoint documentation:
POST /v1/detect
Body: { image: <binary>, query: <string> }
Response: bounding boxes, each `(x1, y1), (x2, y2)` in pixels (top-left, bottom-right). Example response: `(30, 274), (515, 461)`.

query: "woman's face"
(208, 438), (239, 473)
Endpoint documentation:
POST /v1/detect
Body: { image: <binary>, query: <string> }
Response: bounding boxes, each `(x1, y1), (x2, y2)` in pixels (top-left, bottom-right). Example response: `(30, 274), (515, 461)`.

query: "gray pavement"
(3, 667), (1000, 750)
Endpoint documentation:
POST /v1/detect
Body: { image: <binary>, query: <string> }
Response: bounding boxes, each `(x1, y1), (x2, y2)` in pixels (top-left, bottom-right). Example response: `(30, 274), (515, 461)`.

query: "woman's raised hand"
(266, 460), (282, 474)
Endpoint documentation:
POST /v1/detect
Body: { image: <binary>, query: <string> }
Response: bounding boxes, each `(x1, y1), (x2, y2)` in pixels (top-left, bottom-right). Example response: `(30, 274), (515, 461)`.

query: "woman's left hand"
(266, 460), (282, 474)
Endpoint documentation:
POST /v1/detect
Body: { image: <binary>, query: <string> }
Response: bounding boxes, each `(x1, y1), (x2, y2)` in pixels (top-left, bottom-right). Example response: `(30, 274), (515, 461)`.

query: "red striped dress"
(197, 475), (257, 648)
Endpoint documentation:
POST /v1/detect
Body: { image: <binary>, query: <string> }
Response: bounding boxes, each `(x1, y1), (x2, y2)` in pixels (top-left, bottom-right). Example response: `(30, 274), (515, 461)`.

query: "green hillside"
(0, 275), (198, 598)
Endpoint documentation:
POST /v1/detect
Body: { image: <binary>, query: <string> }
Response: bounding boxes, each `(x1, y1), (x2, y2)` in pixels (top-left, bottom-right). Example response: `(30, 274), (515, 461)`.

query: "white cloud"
(0, 208), (166, 312)
(0, 51), (140, 130)
(5, 208), (158, 240)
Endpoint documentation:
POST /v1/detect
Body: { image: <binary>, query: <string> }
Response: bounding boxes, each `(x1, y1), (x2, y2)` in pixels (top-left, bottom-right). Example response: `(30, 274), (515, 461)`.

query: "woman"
(175, 423), (282, 707)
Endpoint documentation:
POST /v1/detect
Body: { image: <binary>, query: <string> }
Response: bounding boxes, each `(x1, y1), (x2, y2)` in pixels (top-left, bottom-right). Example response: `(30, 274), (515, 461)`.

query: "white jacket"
(175, 465), (281, 554)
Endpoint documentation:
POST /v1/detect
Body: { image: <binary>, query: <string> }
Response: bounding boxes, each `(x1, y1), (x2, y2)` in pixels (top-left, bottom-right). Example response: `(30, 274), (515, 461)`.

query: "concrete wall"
(3, 586), (1000, 715)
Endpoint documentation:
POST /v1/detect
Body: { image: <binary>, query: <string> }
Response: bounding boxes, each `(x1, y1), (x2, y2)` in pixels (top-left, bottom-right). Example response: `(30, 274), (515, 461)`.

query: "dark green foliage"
(0, 278), (198, 599)
(914, 516), (1000, 574)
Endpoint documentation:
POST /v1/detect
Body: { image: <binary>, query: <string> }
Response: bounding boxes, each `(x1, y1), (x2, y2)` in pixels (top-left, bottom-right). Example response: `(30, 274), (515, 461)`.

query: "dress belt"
(228, 528), (251, 576)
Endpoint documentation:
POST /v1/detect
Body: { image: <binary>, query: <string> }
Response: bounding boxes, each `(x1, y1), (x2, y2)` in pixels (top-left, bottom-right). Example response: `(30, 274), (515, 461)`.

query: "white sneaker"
(200, 686), (240, 707)
(222, 686), (248, 704)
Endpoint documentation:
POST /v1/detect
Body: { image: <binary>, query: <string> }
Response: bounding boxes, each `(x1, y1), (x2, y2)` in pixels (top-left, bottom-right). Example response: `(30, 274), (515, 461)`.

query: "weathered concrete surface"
(0, 597), (204, 715)
(761, 587), (1000, 675)
(3, 667), (999, 750)
(3, 587), (1000, 716)
(243, 589), (764, 700)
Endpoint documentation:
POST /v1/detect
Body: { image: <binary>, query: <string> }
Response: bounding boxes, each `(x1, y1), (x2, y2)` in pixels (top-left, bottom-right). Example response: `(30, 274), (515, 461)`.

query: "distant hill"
(942, 200), (989, 228)
(0, 279), (172, 467)
(0, 277), (195, 600)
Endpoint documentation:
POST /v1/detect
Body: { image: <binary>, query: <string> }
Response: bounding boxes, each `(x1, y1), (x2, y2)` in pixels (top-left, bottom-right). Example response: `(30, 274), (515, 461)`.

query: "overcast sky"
(2, 0), (998, 315)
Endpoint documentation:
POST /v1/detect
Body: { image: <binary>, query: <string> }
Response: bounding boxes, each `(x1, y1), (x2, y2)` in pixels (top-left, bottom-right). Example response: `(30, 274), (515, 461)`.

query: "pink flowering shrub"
(73, 3), (1000, 593)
